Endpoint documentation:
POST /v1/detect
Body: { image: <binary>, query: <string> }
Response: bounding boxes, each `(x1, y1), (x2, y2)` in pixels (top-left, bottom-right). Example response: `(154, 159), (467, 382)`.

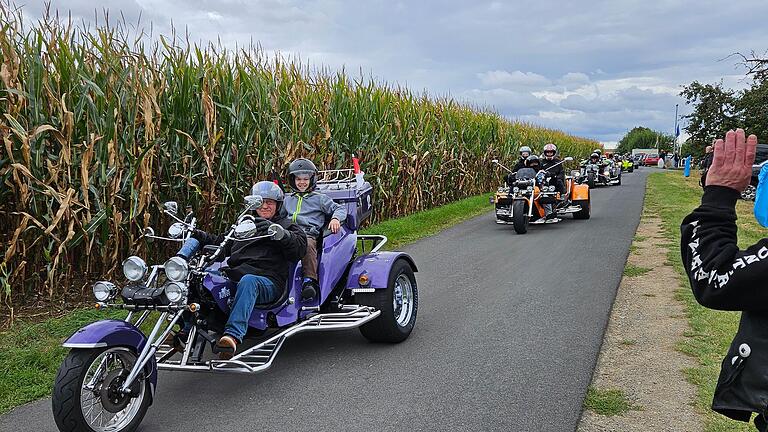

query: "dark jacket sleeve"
(192, 230), (230, 257)
(192, 230), (224, 247)
(279, 222), (307, 262)
(681, 186), (768, 311)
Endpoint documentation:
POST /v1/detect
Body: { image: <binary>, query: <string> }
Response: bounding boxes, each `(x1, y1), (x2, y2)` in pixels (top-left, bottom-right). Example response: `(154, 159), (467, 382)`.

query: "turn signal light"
(358, 274), (370, 287)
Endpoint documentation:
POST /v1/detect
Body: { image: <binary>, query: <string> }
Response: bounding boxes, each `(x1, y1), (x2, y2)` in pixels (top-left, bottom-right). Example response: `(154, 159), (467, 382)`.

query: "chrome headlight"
(164, 256), (189, 282)
(527, 186), (533, 191)
(549, 186), (556, 192)
(122, 256), (147, 282)
(92, 281), (117, 302)
(164, 282), (187, 303)
(513, 187), (519, 193)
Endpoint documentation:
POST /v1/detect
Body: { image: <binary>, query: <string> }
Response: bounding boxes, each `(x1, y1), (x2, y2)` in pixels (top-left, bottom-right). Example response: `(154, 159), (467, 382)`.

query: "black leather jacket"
(681, 186), (768, 423)
(194, 209), (307, 289)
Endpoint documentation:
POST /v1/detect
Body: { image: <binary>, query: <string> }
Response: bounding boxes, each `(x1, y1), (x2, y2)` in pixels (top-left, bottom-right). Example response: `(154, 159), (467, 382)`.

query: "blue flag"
(675, 124), (680, 137)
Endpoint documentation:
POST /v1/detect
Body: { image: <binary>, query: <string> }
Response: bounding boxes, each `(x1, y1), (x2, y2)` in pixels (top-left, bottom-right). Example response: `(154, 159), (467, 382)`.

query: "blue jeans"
(225, 275), (278, 342)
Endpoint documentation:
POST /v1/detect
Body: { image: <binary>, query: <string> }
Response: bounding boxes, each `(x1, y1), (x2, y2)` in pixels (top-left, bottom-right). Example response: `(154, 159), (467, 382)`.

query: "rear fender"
(63, 319), (158, 398)
(345, 251), (418, 291)
(571, 183), (590, 201)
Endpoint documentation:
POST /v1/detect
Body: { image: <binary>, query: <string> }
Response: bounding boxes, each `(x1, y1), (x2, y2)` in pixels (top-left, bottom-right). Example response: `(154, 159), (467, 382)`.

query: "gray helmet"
(519, 146), (532, 157)
(250, 181), (284, 212)
(288, 158), (318, 191)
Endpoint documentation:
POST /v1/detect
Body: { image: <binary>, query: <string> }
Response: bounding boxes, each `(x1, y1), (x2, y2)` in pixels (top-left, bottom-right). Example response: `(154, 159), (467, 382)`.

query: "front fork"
(118, 310), (184, 394)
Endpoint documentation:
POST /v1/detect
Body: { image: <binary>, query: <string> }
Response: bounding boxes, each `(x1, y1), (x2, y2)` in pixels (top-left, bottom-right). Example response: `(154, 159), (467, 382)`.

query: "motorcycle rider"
(540, 143), (565, 194)
(176, 181), (307, 359)
(525, 155), (560, 223)
(513, 146), (533, 171)
(283, 158), (347, 301)
(506, 146), (534, 187)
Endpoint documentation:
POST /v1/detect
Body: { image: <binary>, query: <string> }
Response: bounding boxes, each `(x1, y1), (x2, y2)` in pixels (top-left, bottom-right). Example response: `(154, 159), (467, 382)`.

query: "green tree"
(679, 140), (705, 159)
(615, 126), (674, 154)
(679, 81), (740, 147)
(737, 76), (768, 140)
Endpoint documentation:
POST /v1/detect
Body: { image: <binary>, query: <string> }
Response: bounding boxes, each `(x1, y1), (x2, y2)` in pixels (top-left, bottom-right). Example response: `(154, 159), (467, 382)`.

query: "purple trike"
(52, 169), (419, 432)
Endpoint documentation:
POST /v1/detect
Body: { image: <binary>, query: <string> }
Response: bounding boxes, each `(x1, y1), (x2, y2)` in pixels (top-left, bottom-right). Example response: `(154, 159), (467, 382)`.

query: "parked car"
(742, 144), (768, 200)
(644, 154), (660, 166)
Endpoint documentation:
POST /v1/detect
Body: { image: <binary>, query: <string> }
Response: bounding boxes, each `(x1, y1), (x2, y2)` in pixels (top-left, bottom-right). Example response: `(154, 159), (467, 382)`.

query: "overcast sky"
(20, 0), (768, 145)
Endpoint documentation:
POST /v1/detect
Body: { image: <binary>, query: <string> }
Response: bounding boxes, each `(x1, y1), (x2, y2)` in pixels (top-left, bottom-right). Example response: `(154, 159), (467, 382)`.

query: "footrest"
(158, 306), (380, 374)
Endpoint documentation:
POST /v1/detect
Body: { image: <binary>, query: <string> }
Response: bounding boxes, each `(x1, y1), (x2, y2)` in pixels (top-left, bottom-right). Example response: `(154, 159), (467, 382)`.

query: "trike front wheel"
(52, 347), (151, 432)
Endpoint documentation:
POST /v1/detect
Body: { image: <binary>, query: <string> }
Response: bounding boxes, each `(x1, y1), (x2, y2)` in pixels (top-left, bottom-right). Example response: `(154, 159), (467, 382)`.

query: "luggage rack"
(155, 305), (380, 374)
(317, 169), (356, 185)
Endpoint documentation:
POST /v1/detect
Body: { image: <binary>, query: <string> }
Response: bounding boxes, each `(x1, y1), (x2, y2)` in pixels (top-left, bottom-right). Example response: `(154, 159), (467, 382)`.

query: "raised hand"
(706, 129), (758, 192)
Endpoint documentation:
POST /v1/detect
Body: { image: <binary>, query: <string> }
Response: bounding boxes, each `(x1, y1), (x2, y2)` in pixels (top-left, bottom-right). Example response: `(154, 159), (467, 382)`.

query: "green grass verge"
(0, 193), (492, 414)
(584, 386), (642, 416)
(359, 193), (493, 249)
(646, 171), (756, 432)
(623, 264), (651, 277)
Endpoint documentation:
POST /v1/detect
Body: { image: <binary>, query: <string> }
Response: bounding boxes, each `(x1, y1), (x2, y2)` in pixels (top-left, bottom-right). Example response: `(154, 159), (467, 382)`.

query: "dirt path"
(577, 216), (703, 431)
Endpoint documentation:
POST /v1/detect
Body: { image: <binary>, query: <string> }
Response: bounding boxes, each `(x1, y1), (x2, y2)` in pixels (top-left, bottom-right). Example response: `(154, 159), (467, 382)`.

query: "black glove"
(190, 229), (208, 242)
(252, 218), (272, 236)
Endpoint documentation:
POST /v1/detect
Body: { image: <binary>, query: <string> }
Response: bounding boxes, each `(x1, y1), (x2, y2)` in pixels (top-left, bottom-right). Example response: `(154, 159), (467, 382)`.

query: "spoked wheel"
(53, 347), (151, 432)
(358, 259), (418, 343)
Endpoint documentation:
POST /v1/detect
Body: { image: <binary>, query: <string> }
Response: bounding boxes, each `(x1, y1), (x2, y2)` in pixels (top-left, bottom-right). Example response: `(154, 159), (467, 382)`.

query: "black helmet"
(250, 181), (285, 212)
(525, 154), (541, 168)
(590, 152), (600, 161)
(288, 158), (318, 191)
(594, 149), (603, 156)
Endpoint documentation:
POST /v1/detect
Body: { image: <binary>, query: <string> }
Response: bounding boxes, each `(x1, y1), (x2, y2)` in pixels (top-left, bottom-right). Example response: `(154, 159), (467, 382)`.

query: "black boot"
(301, 278), (318, 300)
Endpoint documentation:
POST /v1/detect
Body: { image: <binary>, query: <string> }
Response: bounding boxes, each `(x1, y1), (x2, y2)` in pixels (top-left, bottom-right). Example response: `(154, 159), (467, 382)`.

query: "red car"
(643, 154), (660, 166)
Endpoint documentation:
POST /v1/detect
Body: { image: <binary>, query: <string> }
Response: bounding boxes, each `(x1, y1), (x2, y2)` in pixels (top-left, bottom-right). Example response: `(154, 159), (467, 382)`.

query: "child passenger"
(283, 158), (346, 300)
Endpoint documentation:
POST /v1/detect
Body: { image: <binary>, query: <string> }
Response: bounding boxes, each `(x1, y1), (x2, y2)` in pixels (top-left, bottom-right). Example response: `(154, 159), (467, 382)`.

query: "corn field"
(0, 5), (599, 310)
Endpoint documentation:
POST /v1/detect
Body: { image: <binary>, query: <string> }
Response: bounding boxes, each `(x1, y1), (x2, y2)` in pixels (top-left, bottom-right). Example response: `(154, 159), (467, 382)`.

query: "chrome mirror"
(244, 195), (263, 210)
(142, 227), (155, 243)
(168, 222), (185, 239)
(163, 201), (178, 215)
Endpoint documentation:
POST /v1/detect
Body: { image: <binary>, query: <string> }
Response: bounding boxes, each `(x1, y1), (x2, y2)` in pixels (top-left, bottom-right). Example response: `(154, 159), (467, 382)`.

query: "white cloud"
(477, 70), (551, 89)
(22, 0), (768, 143)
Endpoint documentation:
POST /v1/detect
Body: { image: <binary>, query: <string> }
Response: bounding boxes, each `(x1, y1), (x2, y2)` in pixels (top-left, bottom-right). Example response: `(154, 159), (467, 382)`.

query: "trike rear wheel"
(358, 259), (418, 343)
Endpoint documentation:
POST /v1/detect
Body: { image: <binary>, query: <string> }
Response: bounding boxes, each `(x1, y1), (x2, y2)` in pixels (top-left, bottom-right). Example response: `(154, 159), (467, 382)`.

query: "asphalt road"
(1, 170), (650, 432)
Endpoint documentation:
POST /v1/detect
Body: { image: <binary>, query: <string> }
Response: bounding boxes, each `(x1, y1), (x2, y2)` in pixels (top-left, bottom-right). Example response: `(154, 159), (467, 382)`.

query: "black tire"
(617, 173), (622, 186)
(628, 166), (634, 173)
(53, 348), (151, 432)
(358, 259), (418, 343)
(587, 174), (595, 189)
(511, 200), (529, 234)
(573, 192), (591, 220)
